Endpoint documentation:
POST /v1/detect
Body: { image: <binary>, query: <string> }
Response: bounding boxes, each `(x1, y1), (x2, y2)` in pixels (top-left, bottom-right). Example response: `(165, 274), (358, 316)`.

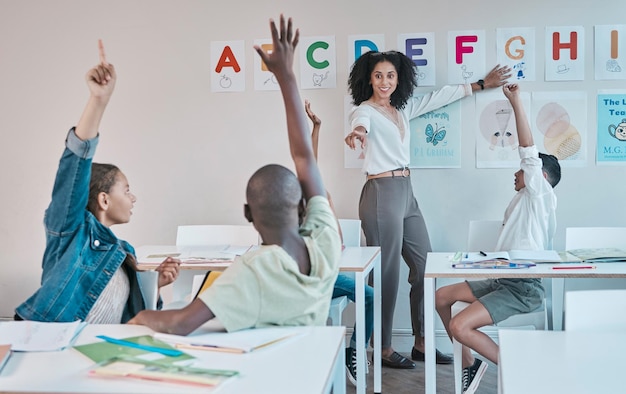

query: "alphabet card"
(398, 32), (436, 87)
(447, 30), (486, 85)
(211, 41), (245, 92)
(545, 26), (585, 81)
(299, 35), (337, 90)
(496, 27), (536, 81)
(595, 25), (626, 81)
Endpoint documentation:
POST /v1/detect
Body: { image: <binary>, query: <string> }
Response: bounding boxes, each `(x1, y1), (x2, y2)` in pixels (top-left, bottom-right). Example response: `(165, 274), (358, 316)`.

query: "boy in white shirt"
(435, 83), (561, 394)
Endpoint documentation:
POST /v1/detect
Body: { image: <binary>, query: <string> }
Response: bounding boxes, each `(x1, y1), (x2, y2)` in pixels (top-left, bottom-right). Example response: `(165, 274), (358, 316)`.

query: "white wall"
(1, 0), (625, 329)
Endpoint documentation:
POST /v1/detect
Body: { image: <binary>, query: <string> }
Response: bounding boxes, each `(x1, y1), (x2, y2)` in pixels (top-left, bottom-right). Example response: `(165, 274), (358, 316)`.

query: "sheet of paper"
(0, 320), (85, 351)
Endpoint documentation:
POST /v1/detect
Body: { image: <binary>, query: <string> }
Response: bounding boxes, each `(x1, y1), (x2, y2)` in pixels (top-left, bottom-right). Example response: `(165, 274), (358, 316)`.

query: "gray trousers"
(359, 175), (432, 348)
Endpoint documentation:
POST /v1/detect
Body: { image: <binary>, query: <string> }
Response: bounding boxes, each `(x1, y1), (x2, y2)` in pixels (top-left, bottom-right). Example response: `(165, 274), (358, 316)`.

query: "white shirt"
(350, 84), (471, 175)
(495, 145), (557, 251)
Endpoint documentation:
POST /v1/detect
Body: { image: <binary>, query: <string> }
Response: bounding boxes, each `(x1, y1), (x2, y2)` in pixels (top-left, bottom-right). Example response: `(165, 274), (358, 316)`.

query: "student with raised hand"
(129, 15), (341, 335)
(15, 41), (179, 323)
(305, 99), (374, 387)
(435, 83), (561, 394)
(345, 50), (511, 369)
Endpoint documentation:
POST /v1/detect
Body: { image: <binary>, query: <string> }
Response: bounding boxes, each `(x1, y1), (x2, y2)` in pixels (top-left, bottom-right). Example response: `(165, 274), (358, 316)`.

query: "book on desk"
(452, 250), (562, 269)
(135, 244), (253, 269)
(74, 334), (238, 388)
(564, 247), (626, 263)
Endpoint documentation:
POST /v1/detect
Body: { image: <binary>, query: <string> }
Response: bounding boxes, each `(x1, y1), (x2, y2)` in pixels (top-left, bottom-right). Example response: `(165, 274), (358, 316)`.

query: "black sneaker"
(345, 347), (358, 387)
(462, 358), (487, 394)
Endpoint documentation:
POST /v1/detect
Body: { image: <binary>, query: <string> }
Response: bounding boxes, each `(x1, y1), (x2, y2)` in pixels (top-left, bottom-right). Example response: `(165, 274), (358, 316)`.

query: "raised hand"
(305, 99), (321, 127)
(85, 39), (116, 100)
(254, 15), (299, 81)
(482, 64), (511, 89)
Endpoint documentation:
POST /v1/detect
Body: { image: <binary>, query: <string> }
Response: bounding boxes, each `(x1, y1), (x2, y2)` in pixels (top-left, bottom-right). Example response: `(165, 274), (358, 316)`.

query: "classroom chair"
(564, 289), (626, 330)
(164, 224), (260, 309)
(451, 219), (547, 394)
(327, 219), (362, 327)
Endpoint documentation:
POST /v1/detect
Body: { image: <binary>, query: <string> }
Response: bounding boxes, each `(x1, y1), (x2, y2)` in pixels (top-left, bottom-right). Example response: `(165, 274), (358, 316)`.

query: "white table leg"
(332, 334), (346, 394)
(373, 254), (381, 394)
(552, 278), (565, 330)
(355, 271), (366, 394)
(424, 277), (436, 394)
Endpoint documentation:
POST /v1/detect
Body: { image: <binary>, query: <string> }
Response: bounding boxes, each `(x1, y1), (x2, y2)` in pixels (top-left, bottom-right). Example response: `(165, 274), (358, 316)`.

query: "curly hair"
(348, 50), (418, 110)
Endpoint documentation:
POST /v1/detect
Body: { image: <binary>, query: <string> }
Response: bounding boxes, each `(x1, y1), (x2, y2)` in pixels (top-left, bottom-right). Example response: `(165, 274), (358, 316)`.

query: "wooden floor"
(344, 351), (497, 394)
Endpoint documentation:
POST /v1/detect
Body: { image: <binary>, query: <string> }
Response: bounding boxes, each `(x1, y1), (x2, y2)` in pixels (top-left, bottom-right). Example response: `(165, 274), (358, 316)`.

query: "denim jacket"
(16, 129), (147, 322)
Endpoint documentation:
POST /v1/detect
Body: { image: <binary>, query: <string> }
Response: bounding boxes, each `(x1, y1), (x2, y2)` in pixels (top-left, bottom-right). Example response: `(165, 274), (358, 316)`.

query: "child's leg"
(435, 281), (477, 341)
(450, 301), (497, 365)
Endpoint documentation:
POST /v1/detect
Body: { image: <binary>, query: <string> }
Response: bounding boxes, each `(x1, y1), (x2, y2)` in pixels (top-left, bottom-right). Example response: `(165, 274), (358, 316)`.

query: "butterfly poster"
(409, 99), (461, 168)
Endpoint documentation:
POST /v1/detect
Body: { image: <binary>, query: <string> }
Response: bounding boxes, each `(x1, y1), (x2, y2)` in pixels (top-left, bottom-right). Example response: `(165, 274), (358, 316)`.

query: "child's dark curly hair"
(348, 51), (417, 110)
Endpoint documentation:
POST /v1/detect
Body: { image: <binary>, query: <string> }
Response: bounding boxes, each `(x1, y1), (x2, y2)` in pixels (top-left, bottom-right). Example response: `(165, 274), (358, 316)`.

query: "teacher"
(345, 50), (510, 368)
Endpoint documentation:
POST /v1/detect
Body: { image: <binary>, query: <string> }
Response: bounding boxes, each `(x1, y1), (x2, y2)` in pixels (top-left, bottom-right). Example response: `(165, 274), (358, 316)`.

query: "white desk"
(136, 245), (382, 394)
(423, 252), (626, 394)
(498, 329), (625, 394)
(0, 324), (346, 394)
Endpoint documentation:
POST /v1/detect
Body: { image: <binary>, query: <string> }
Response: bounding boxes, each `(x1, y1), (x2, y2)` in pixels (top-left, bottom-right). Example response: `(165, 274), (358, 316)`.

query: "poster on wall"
(344, 96), (364, 169)
(299, 35), (337, 90)
(210, 41), (245, 92)
(496, 27), (536, 81)
(409, 100), (461, 168)
(447, 30), (486, 85)
(545, 26), (585, 81)
(348, 34), (385, 71)
(595, 25), (626, 81)
(531, 91), (587, 167)
(253, 38), (279, 91)
(475, 91), (529, 168)
(597, 90), (626, 165)
(398, 33), (436, 87)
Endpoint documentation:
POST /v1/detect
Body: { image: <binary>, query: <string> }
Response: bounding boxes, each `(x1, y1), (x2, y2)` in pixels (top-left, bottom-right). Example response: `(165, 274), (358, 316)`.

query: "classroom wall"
(1, 0), (625, 332)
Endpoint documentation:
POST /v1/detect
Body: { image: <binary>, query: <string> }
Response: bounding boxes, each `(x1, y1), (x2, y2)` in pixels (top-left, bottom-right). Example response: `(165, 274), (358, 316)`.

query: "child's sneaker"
(462, 358), (487, 394)
(345, 347), (358, 387)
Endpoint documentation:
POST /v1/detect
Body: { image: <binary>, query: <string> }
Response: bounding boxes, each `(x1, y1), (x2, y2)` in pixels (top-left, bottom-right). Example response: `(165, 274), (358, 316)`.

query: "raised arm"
(75, 40), (116, 141)
(502, 83), (533, 147)
(471, 64), (511, 92)
(254, 15), (325, 200)
(305, 99), (321, 161)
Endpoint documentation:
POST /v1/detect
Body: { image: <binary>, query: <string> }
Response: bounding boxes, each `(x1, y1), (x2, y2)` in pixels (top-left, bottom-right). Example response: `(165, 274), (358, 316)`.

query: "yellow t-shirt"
(199, 196), (341, 332)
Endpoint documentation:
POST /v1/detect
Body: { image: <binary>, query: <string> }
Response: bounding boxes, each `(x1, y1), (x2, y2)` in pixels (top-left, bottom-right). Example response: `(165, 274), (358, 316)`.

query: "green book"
(73, 335), (194, 366)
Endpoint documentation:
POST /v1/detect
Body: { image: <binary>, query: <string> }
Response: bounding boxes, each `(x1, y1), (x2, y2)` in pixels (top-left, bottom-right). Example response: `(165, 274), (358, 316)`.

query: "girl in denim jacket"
(15, 41), (179, 323)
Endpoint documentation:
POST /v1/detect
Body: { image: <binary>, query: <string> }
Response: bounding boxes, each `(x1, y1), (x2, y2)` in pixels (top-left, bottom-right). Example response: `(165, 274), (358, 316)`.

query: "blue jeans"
(332, 273), (374, 349)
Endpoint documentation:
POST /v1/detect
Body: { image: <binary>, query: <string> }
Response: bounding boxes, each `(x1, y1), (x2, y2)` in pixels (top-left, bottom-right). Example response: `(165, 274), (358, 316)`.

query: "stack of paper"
(155, 327), (302, 353)
(0, 320), (85, 351)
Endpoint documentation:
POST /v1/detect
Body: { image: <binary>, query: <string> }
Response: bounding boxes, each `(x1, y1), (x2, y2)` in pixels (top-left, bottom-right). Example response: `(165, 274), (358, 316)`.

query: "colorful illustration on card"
(496, 27), (536, 81)
(299, 36), (337, 90)
(475, 91), (526, 168)
(597, 91), (626, 165)
(595, 25), (626, 81)
(531, 91), (587, 167)
(211, 41), (245, 92)
(398, 33), (436, 87)
(545, 26), (585, 81)
(447, 30), (486, 85)
(409, 100), (460, 168)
